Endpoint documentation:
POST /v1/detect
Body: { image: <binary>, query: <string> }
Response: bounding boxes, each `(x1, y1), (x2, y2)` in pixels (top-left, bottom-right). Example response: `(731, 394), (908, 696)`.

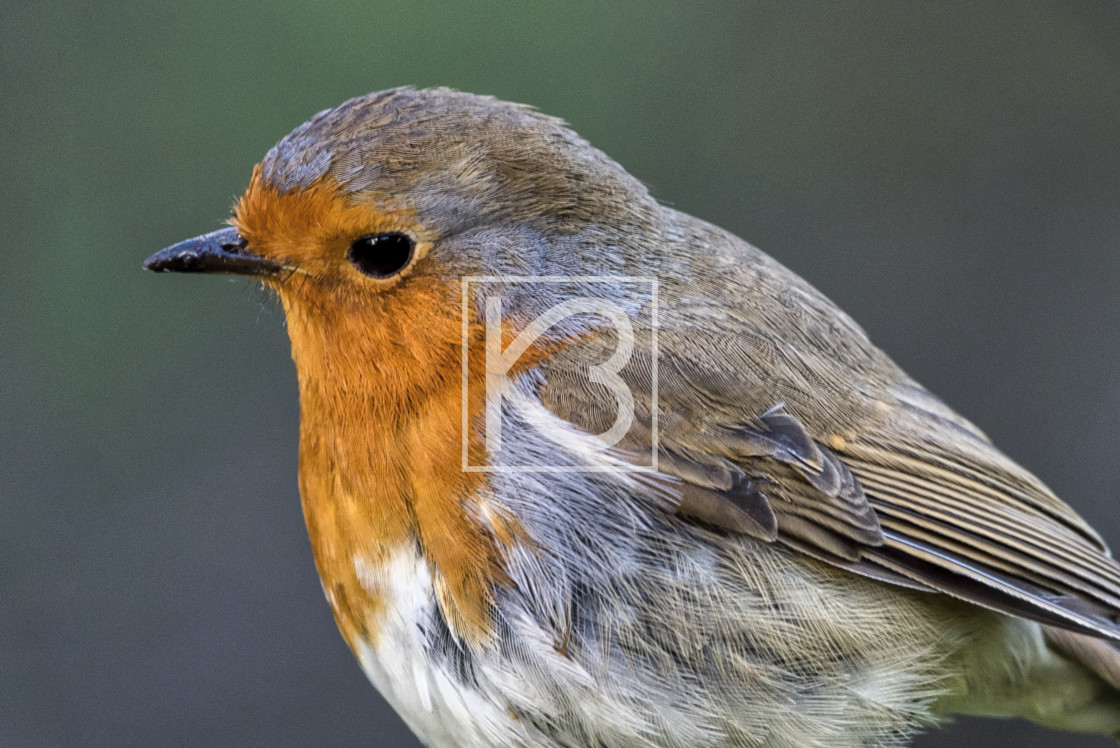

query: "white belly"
(350, 549), (521, 748)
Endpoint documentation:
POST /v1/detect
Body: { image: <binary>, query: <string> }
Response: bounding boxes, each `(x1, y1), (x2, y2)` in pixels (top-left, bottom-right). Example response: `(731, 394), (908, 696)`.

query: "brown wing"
(843, 436), (1120, 639)
(537, 333), (1120, 641)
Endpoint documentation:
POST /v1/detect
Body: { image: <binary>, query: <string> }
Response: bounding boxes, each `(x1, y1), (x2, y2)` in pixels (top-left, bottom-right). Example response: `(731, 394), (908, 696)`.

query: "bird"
(146, 87), (1120, 746)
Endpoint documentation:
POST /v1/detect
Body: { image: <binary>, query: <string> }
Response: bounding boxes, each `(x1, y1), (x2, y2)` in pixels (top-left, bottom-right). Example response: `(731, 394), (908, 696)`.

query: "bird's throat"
(281, 291), (508, 650)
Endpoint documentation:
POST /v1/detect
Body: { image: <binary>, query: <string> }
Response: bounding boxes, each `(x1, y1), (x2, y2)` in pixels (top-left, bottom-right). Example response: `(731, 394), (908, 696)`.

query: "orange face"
(231, 163), (482, 413)
(234, 166), (429, 290)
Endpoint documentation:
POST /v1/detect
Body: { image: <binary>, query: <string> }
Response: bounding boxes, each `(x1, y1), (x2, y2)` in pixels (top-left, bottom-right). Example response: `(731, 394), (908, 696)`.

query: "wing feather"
(849, 456), (1120, 589)
(535, 320), (1120, 640)
(660, 412), (1120, 640)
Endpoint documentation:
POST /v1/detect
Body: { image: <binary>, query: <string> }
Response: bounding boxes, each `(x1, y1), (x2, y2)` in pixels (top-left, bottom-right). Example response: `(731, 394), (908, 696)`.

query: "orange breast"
(231, 171), (525, 649)
(287, 278), (521, 651)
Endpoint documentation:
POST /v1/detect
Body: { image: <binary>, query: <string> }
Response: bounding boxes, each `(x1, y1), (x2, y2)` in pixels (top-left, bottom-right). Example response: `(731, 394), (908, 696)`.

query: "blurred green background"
(3, 2), (1120, 746)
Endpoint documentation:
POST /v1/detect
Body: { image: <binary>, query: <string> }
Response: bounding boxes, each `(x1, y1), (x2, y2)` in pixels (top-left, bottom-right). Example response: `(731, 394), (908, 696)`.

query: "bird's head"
(147, 87), (661, 406)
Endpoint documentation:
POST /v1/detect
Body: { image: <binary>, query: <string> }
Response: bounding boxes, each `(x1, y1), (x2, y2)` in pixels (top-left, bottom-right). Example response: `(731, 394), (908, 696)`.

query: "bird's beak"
(144, 227), (282, 277)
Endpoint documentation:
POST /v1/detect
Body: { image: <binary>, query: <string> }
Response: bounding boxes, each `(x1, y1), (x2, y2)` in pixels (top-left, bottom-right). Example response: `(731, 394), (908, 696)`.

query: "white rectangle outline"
(461, 276), (659, 474)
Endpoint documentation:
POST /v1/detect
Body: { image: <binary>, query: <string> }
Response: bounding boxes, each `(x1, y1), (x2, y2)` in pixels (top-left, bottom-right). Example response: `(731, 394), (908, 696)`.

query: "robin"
(146, 88), (1120, 746)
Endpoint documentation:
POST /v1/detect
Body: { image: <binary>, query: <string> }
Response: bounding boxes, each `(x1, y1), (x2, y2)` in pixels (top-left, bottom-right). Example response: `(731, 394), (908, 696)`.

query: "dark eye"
(347, 232), (415, 278)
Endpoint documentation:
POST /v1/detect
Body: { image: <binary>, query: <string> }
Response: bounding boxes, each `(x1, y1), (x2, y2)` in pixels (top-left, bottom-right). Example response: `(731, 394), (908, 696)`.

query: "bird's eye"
(347, 233), (415, 278)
